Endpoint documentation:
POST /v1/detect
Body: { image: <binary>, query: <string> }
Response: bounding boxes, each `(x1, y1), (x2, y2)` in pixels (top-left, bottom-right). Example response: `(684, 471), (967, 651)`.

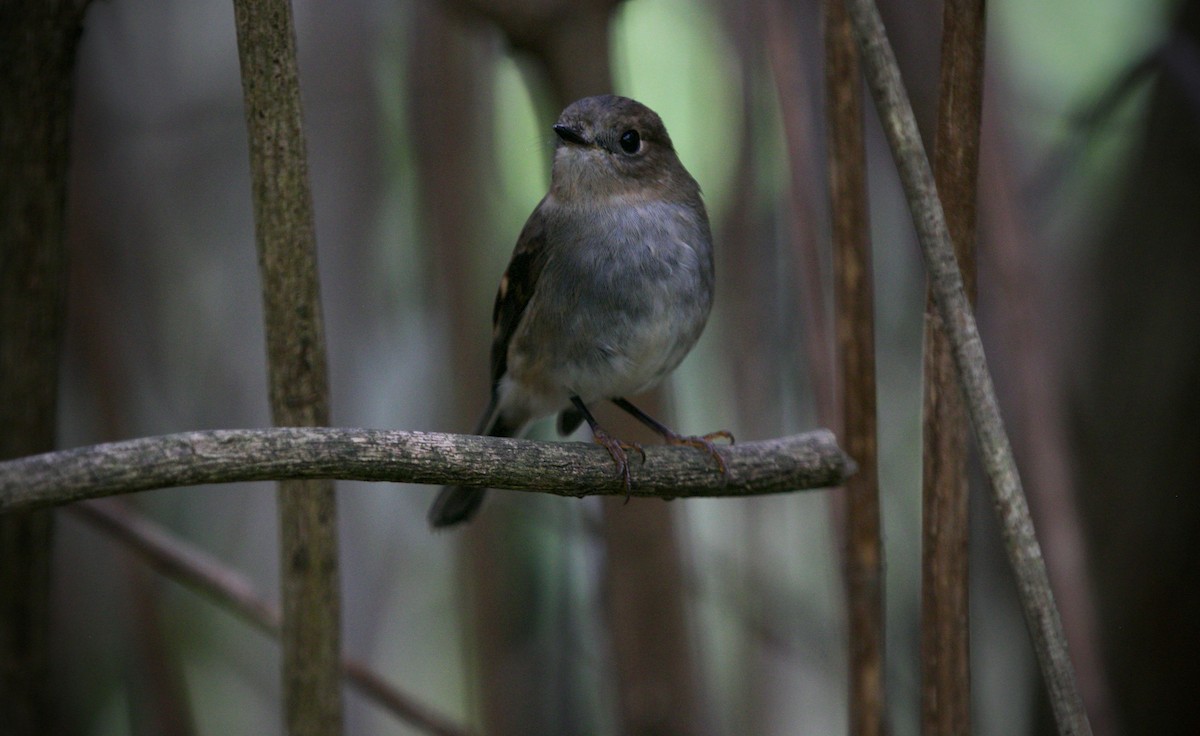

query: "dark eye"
(619, 129), (641, 154)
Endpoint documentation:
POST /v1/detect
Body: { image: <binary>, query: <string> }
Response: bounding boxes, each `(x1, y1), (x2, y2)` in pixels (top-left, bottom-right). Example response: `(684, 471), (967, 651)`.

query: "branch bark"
(0, 428), (852, 512)
(825, 1), (886, 733)
(921, 0), (984, 732)
(71, 500), (474, 736)
(231, 1), (341, 733)
(843, 1), (1091, 733)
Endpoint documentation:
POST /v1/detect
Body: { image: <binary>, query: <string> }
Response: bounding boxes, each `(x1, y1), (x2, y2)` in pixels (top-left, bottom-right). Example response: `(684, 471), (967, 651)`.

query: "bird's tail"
(428, 395), (516, 528)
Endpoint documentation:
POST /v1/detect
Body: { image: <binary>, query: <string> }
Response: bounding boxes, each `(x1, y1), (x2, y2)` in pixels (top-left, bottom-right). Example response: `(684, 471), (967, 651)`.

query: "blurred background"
(48, 0), (1198, 733)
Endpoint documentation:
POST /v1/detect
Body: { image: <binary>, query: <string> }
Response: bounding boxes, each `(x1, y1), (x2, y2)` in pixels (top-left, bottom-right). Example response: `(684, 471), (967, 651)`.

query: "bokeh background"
(48, 0), (1198, 733)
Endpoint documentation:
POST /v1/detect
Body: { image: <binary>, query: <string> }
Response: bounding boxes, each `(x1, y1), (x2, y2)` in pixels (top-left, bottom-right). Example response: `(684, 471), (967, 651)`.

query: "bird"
(428, 94), (732, 528)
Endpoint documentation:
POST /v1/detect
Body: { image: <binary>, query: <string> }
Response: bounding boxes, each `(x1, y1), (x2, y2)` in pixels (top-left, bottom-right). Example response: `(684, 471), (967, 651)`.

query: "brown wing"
(490, 201), (551, 385)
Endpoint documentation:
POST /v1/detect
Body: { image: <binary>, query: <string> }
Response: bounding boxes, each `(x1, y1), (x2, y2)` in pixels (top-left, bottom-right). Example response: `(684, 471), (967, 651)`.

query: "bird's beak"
(553, 123), (588, 146)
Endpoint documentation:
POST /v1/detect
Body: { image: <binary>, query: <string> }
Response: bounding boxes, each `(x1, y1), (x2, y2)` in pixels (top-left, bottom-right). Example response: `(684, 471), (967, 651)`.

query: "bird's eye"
(619, 129), (641, 154)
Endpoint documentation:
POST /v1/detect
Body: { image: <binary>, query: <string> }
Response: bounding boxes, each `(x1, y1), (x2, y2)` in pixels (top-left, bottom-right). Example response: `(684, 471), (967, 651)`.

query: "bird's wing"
(490, 201), (552, 386)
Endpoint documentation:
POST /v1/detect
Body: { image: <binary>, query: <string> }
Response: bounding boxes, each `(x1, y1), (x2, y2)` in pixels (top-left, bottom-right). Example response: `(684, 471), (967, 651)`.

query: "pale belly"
(496, 200), (713, 424)
(501, 282), (708, 422)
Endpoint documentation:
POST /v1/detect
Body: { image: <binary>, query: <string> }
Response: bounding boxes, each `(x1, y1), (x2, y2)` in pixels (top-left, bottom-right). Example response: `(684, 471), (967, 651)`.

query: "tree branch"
(231, 0), (340, 732)
(0, 428), (854, 513)
(70, 500), (474, 736)
(825, 1), (887, 734)
(843, 1), (1091, 734)
(921, 0), (985, 732)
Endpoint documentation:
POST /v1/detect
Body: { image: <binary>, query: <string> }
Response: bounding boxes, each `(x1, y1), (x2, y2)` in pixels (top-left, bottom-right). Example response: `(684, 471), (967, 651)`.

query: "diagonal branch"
(0, 428), (854, 513)
(843, 1), (1091, 733)
(70, 500), (474, 736)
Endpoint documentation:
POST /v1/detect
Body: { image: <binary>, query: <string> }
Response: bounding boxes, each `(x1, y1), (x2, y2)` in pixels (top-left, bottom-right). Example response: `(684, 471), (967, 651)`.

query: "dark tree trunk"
(0, 2), (88, 733)
(1068, 2), (1200, 733)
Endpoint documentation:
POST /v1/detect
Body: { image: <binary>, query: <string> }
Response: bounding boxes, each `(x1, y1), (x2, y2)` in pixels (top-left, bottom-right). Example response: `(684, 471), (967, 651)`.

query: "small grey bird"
(429, 95), (731, 528)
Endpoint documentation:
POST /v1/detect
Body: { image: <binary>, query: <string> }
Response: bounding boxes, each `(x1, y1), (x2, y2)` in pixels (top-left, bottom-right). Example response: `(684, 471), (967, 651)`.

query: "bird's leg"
(610, 397), (734, 477)
(570, 397), (645, 500)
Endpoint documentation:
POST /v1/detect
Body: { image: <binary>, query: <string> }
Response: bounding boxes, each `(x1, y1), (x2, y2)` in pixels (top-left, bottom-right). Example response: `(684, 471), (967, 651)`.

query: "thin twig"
(231, 0), (341, 732)
(825, 1), (886, 733)
(921, 0), (984, 732)
(0, 428), (854, 513)
(842, 1), (1091, 733)
(70, 500), (474, 736)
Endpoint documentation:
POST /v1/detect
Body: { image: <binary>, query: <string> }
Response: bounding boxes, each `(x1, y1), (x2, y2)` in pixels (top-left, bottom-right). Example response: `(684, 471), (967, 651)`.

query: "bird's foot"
(665, 430), (735, 478)
(591, 428), (646, 502)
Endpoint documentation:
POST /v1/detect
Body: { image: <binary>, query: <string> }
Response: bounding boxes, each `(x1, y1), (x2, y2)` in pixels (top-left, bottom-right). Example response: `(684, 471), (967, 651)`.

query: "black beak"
(553, 123), (588, 146)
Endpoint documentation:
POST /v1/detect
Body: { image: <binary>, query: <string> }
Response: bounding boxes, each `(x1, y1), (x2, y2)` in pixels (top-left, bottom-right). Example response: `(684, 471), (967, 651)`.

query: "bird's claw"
(592, 429), (644, 503)
(666, 430), (735, 479)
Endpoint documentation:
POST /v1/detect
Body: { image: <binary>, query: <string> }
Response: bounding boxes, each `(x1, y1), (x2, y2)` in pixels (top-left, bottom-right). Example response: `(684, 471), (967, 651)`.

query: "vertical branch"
(738, 4), (793, 731)
(921, 0), (984, 733)
(410, 2), (523, 731)
(0, 2), (88, 733)
(825, 1), (885, 734)
(231, 2), (342, 734)
(722, 2), (782, 438)
(598, 496), (706, 736)
(843, 0), (1091, 733)
(765, 0), (837, 428)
